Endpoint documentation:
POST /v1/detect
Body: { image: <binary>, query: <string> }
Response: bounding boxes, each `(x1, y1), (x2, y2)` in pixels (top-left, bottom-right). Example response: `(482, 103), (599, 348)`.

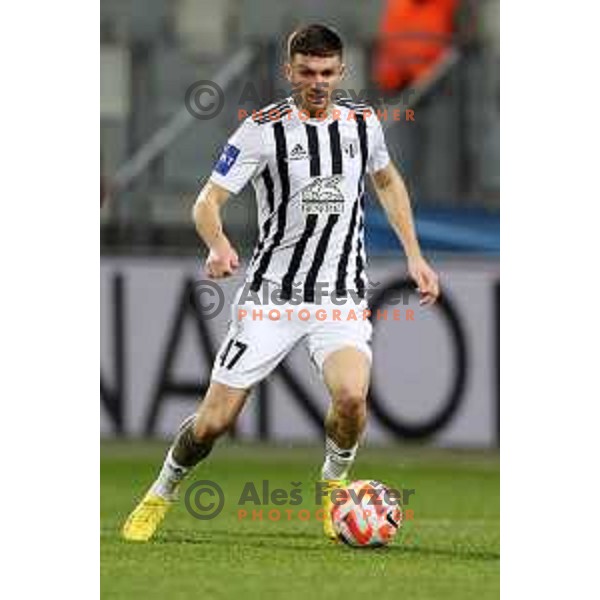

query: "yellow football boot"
(121, 492), (173, 542)
(320, 479), (349, 541)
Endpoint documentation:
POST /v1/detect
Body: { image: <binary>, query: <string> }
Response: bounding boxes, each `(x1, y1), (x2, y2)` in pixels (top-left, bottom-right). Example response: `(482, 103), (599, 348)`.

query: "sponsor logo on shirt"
(301, 175), (345, 215)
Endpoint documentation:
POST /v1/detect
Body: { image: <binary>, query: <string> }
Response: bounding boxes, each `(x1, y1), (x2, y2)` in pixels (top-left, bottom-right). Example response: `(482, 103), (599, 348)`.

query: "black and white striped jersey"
(210, 97), (390, 301)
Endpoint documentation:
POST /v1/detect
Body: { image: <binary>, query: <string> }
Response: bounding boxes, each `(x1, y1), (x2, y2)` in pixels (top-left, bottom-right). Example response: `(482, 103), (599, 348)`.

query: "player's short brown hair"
(288, 24), (343, 60)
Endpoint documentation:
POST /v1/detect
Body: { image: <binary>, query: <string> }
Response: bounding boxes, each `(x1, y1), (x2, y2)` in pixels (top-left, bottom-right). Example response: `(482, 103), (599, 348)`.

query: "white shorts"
(211, 285), (373, 389)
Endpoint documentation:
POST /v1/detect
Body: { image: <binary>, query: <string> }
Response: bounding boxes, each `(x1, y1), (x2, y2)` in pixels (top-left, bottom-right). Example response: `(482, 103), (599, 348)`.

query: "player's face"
(286, 54), (345, 115)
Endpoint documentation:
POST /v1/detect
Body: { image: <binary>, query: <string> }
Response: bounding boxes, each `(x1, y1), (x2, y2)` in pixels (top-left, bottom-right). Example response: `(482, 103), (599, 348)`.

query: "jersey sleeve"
(209, 118), (264, 194)
(366, 114), (391, 174)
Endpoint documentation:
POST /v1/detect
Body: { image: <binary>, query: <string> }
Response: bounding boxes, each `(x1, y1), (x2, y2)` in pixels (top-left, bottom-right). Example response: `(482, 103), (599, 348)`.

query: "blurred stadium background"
(101, 0), (499, 449)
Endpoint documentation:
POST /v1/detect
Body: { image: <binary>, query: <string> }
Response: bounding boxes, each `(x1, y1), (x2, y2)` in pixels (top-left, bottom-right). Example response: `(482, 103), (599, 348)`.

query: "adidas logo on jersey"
(287, 143), (309, 161)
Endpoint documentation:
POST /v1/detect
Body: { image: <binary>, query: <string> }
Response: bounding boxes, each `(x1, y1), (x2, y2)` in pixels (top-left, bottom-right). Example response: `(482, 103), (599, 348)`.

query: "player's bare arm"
(192, 180), (240, 279)
(371, 162), (440, 306)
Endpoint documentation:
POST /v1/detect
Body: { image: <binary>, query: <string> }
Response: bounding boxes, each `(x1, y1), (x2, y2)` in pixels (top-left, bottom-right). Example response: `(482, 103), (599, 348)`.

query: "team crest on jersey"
(301, 175), (345, 215)
(287, 143), (310, 161)
(342, 138), (359, 159)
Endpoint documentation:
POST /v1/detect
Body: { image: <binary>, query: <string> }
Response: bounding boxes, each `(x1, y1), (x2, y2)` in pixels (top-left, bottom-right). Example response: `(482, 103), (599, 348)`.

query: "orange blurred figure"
(374, 0), (459, 91)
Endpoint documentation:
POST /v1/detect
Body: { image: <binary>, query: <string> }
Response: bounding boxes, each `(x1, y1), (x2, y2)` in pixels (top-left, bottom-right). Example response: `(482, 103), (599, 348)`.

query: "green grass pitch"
(101, 441), (499, 599)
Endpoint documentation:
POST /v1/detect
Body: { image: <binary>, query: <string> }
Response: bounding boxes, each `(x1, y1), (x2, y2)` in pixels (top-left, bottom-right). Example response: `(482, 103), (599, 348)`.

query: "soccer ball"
(331, 480), (402, 547)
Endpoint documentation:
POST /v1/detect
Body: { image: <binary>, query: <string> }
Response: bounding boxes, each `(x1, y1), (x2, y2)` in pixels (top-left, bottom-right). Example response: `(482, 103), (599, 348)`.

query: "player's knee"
(193, 418), (230, 441)
(193, 407), (234, 441)
(193, 382), (247, 441)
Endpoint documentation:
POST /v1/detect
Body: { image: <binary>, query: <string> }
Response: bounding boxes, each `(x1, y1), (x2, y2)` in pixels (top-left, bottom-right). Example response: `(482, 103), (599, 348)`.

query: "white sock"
(321, 436), (358, 481)
(150, 449), (190, 500)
